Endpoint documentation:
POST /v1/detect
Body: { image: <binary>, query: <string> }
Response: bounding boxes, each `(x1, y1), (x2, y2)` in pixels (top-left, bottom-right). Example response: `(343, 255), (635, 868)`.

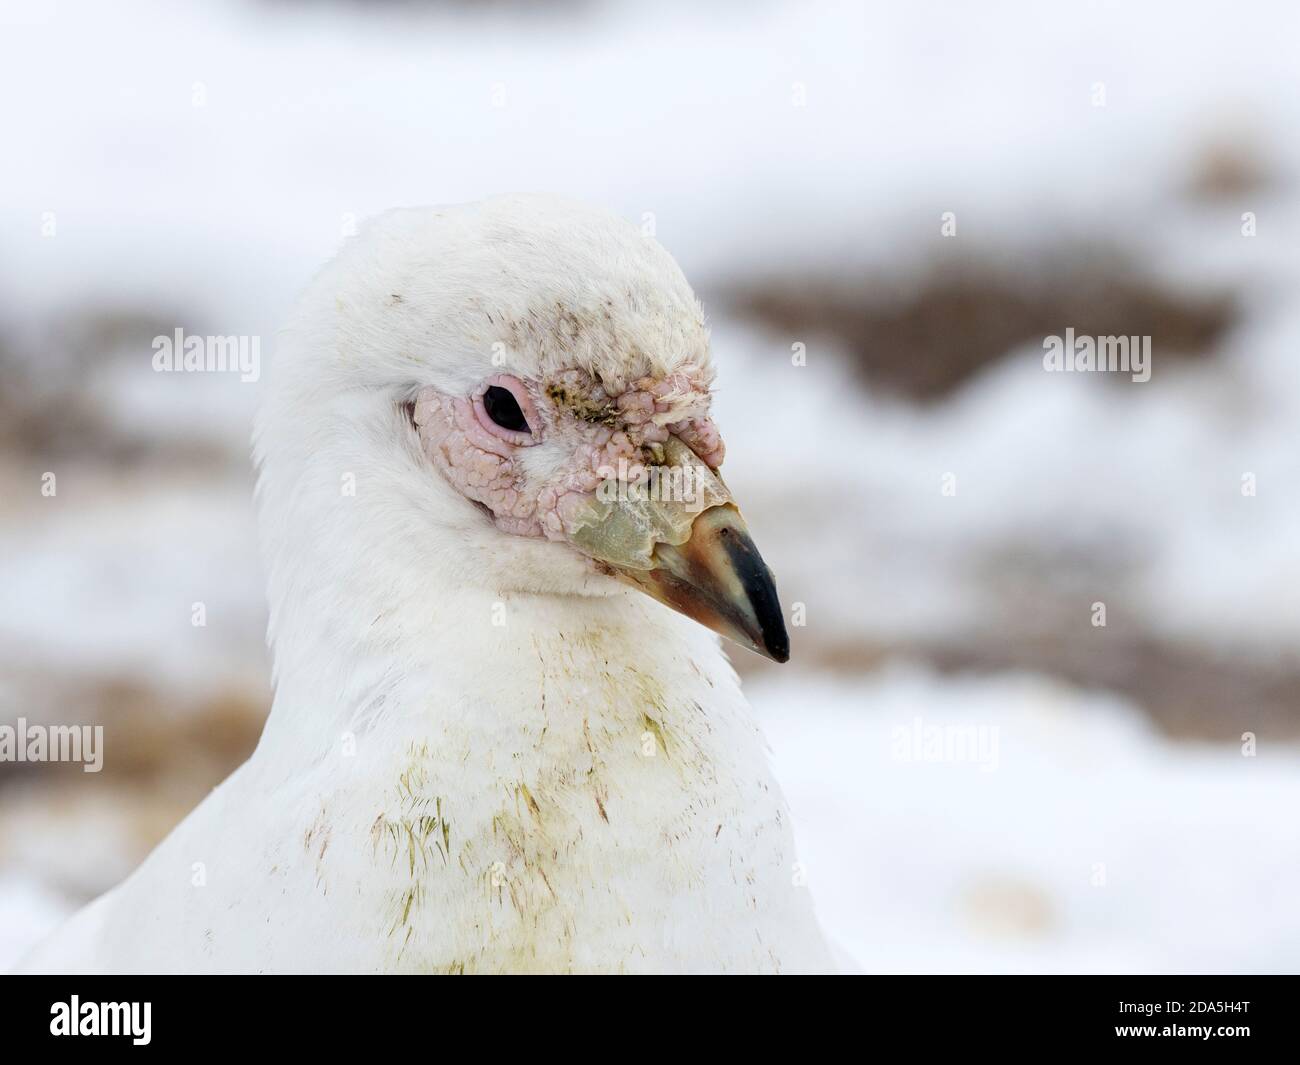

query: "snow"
(754, 667), (1300, 973)
(0, 476), (266, 694)
(5, 0), (1299, 318)
(711, 300), (1300, 652)
(0, 874), (73, 972)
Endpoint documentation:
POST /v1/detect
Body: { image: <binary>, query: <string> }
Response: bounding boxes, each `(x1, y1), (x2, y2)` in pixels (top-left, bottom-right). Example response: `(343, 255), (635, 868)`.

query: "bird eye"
(482, 385), (530, 434)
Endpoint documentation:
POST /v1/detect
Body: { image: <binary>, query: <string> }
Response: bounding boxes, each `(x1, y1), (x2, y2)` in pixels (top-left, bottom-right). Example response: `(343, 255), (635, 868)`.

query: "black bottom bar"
(0, 975), (1290, 1052)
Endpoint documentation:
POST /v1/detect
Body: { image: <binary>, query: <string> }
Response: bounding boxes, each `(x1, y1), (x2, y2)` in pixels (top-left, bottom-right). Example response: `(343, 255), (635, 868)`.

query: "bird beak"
(565, 438), (790, 663)
(616, 504), (790, 662)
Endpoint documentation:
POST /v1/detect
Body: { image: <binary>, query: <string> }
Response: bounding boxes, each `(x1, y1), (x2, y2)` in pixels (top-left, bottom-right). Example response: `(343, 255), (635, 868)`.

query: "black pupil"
(483, 385), (529, 433)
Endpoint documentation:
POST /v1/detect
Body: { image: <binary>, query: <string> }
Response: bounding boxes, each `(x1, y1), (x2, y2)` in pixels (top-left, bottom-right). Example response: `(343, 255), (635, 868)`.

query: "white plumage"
(20, 196), (836, 974)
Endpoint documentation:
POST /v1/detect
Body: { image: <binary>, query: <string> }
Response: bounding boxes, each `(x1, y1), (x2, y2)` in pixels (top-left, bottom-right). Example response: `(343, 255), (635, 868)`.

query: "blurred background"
(2, 0), (1298, 972)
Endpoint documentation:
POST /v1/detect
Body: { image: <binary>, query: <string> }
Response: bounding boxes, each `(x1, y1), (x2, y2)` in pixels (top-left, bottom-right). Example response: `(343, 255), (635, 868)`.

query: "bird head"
(258, 195), (788, 663)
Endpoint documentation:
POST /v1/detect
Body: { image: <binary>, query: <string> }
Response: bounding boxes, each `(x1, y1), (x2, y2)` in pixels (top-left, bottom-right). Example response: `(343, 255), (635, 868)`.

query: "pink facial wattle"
(412, 366), (723, 541)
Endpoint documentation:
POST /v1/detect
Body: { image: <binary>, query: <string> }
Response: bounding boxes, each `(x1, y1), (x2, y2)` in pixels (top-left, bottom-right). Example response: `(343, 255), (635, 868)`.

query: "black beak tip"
(765, 628), (791, 663)
(723, 534), (791, 664)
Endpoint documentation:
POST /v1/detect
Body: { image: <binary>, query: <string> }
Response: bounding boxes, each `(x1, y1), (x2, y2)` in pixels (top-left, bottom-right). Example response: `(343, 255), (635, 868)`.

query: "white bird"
(20, 195), (836, 974)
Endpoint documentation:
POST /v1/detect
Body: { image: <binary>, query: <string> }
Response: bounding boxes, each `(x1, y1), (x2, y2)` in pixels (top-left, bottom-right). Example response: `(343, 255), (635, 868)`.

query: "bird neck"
(253, 571), (749, 781)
